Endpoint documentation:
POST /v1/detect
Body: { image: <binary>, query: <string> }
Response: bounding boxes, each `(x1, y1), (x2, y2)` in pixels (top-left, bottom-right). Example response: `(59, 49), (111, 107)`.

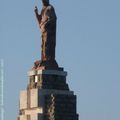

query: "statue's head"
(42, 0), (49, 6)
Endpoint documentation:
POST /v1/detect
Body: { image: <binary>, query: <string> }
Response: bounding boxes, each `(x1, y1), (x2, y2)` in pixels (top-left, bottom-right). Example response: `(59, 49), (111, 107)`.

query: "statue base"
(33, 60), (59, 70)
(18, 66), (79, 120)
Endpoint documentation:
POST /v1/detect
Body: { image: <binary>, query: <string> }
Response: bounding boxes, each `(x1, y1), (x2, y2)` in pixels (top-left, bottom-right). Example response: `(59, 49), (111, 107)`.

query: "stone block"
(24, 108), (43, 115)
(30, 114), (38, 120)
(20, 90), (27, 110)
(19, 115), (27, 120)
(30, 89), (38, 108)
(28, 69), (67, 77)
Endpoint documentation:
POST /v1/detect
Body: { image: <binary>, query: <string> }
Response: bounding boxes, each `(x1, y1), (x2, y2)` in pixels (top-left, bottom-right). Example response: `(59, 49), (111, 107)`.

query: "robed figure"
(34, 0), (58, 68)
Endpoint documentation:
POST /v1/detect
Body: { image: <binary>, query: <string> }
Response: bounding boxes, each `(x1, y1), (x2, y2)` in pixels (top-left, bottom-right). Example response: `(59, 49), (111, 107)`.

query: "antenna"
(0, 59), (4, 120)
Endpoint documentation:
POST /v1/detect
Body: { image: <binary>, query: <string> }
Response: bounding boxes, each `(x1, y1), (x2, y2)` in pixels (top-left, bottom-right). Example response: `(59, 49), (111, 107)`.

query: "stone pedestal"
(18, 68), (79, 120)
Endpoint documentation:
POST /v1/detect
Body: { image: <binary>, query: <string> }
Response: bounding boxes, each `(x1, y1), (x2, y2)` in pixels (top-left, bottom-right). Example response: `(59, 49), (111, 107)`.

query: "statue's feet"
(32, 59), (58, 70)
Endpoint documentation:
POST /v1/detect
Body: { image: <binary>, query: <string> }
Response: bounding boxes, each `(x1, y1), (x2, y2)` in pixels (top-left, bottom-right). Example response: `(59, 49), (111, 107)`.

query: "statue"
(34, 0), (58, 69)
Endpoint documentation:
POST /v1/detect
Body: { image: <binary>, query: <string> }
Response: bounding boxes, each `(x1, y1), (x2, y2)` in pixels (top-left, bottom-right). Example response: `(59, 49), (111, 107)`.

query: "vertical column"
(0, 59), (4, 120)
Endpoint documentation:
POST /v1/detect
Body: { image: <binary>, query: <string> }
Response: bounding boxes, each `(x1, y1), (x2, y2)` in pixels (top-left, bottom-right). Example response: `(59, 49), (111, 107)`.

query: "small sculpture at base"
(34, 0), (58, 69)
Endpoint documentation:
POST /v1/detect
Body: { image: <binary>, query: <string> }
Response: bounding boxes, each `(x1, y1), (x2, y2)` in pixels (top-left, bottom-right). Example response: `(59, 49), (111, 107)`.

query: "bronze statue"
(34, 0), (58, 68)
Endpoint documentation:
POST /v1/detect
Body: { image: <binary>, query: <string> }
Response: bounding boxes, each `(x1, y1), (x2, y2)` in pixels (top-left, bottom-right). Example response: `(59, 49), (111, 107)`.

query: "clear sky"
(0, 0), (120, 120)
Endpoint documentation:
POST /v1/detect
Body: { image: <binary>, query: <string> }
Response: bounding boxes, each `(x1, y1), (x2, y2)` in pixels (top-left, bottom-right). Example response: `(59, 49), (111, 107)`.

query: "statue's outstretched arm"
(34, 6), (41, 23)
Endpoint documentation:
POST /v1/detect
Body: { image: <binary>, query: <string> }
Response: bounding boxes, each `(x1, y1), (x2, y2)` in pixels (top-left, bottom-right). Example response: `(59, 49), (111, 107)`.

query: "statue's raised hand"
(34, 6), (38, 14)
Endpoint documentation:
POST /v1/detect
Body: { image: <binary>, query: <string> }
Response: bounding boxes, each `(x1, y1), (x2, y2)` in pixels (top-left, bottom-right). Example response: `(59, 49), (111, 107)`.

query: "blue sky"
(0, 0), (120, 120)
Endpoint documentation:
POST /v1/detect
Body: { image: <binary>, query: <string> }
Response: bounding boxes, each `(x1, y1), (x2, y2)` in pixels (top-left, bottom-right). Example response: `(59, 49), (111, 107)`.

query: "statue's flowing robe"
(40, 5), (57, 61)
